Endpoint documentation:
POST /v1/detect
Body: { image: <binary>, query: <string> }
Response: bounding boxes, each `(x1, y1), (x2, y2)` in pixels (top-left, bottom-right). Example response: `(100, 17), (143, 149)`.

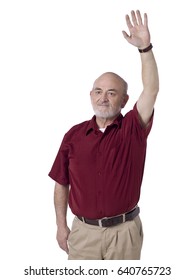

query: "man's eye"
(95, 91), (101, 94)
(108, 91), (115, 96)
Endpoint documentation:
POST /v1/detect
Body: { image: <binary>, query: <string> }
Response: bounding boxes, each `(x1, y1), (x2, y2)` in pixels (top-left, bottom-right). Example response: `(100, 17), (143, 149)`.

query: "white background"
(0, 0), (194, 279)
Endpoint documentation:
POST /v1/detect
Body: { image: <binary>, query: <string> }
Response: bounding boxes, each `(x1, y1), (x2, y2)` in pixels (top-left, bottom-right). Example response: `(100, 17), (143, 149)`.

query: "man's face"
(90, 74), (129, 119)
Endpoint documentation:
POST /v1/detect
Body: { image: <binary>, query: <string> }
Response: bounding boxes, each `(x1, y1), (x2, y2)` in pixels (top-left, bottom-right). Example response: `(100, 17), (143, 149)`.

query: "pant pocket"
(67, 217), (80, 243)
(133, 215), (143, 238)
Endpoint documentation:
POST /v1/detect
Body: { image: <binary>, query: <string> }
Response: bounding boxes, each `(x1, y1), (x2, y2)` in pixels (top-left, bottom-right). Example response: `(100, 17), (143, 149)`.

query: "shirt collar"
(86, 113), (123, 135)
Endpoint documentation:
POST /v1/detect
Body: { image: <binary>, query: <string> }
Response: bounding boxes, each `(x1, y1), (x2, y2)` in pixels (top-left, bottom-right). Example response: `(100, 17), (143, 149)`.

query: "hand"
(56, 226), (70, 254)
(122, 10), (150, 49)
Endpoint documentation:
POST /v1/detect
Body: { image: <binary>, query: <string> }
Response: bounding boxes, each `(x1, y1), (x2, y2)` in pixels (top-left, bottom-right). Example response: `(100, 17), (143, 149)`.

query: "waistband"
(77, 206), (140, 227)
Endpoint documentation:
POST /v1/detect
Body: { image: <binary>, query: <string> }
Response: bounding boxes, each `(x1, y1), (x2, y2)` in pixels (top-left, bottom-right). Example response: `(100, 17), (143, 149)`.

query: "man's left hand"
(122, 10), (151, 49)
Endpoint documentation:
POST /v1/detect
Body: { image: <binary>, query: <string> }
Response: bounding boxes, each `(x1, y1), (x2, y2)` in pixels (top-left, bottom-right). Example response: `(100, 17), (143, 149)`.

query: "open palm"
(122, 10), (150, 49)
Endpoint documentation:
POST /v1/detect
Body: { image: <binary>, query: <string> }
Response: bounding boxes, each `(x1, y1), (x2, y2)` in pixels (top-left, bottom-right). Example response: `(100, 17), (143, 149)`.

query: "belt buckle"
(98, 219), (103, 227)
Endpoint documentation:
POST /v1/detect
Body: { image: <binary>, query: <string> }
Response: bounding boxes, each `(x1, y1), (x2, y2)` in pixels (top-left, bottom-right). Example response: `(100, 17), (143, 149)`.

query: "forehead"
(93, 74), (124, 90)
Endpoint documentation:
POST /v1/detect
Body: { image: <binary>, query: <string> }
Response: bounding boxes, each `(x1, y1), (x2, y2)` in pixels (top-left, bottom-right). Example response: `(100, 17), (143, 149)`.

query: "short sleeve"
(48, 134), (70, 186)
(133, 103), (154, 138)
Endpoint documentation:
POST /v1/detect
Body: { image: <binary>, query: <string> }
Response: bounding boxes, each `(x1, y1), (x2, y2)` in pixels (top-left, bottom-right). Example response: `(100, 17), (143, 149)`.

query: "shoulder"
(122, 104), (136, 123)
(63, 119), (91, 141)
(123, 103), (154, 137)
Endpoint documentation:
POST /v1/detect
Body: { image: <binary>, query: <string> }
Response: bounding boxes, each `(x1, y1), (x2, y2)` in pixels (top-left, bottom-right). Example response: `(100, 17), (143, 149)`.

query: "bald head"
(93, 72), (128, 96)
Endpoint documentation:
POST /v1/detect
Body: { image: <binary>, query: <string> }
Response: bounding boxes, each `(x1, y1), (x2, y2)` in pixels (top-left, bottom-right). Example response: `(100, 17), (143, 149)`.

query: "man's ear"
(121, 94), (129, 108)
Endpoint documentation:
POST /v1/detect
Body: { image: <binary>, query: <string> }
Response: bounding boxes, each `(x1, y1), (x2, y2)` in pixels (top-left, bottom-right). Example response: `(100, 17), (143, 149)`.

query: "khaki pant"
(68, 215), (143, 260)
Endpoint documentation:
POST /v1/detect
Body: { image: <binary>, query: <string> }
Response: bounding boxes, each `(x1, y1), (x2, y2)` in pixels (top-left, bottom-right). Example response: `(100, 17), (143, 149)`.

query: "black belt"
(77, 207), (140, 227)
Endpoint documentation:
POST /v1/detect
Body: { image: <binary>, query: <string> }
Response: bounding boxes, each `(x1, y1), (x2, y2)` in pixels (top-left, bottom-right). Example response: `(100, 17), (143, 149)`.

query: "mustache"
(98, 101), (110, 106)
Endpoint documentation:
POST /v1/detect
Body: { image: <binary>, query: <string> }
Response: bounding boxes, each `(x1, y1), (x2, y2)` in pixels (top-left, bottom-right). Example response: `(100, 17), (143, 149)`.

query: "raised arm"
(54, 182), (70, 253)
(122, 10), (159, 125)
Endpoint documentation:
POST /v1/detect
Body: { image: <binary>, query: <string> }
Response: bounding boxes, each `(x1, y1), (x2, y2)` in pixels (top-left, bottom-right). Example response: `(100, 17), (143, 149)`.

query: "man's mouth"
(98, 104), (109, 107)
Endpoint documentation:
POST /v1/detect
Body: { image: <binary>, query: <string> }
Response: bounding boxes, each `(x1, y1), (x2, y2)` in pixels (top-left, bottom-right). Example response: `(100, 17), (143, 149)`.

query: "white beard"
(92, 106), (121, 119)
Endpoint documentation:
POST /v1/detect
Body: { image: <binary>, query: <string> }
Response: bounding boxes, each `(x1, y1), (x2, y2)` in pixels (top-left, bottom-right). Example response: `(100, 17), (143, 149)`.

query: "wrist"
(138, 43), (153, 53)
(56, 218), (68, 228)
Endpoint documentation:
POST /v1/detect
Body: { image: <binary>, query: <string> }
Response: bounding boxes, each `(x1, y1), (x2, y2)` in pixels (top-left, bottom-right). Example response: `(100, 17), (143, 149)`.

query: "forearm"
(54, 182), (69, 228)
(140, 49), (159, 96)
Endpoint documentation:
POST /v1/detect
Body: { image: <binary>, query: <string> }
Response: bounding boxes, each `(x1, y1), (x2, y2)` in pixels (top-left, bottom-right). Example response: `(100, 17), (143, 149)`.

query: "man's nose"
(101, 92), (109, 102)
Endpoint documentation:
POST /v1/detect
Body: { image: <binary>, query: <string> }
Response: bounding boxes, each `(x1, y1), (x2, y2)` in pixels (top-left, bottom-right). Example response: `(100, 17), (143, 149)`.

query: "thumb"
(122, 30), (128, 38)
(122, 31), (132, 43)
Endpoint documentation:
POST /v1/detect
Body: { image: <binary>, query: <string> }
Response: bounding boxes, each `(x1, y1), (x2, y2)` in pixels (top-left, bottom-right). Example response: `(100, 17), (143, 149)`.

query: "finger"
(136, 10), (143, 25)
(144, 13), (148, 27)
(64, 243), (69, 254)
(131, 10), (138, 26)
(125, 14), (133, 30)
(59, 241), (69, 254)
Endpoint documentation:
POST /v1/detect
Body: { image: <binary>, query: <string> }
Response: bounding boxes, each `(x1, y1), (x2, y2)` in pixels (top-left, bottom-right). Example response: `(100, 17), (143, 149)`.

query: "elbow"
(154, 85), (159, 98)
(145, 84), (159, 99)
(151, 80), (159, 98)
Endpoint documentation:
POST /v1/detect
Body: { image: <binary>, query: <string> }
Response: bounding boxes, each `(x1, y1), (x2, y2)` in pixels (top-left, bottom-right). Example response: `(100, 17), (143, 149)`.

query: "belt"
(77, 206), (140, 227)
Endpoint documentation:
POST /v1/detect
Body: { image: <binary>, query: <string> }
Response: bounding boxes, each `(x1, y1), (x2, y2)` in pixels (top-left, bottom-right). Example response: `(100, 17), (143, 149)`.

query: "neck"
(95, 113), (120, 128)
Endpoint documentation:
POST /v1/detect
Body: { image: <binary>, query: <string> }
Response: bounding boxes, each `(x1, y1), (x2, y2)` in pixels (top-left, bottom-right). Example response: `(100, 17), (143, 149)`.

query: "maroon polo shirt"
(49, 104), (153, 219)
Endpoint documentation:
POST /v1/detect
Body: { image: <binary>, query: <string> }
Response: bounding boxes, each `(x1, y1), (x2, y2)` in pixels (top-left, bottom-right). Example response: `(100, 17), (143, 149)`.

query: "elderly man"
(49, 10), (159, 260)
